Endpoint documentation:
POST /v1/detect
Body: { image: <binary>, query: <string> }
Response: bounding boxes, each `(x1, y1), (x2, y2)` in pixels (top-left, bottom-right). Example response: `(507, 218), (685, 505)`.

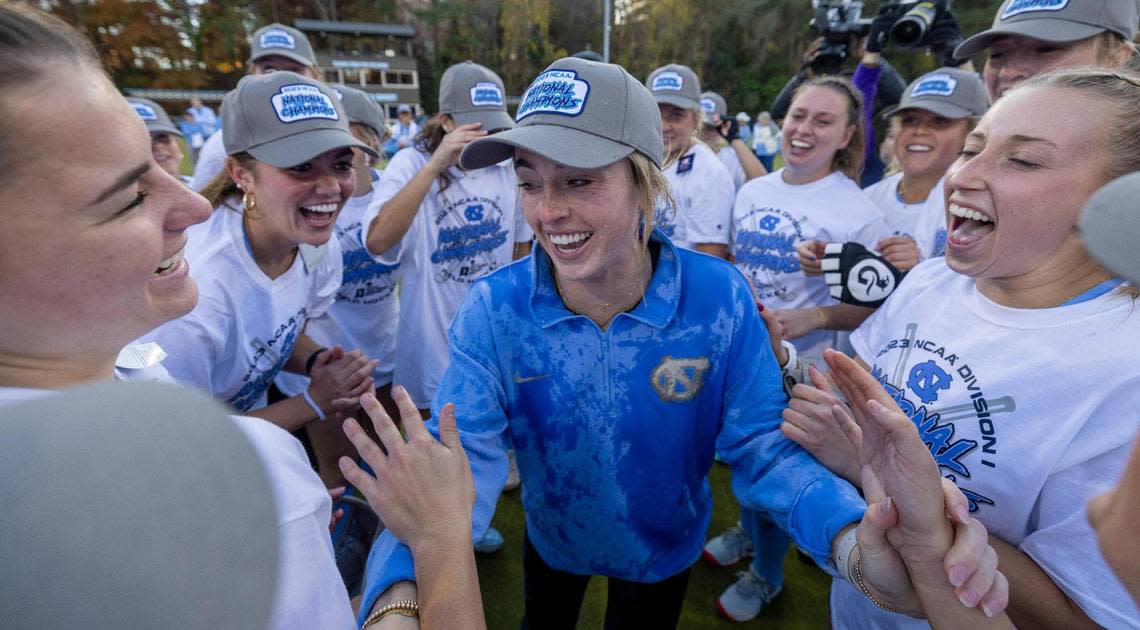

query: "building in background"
(295, 18), (421, 120)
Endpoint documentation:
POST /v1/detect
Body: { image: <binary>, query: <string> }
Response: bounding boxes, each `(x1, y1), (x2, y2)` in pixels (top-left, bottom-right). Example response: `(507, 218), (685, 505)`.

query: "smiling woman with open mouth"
(141, 71), (380, 434)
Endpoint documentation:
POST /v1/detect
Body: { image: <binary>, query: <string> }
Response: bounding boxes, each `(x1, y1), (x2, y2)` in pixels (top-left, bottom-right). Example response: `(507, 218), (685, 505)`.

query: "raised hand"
(427, 123), (487, 174)
(782, 365), (862, 484)
(338, 387), (475, 551)
(825, 349), (1010, 619)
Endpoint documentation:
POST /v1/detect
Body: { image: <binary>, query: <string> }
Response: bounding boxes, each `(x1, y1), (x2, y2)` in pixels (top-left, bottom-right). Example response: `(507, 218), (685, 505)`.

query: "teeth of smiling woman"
(949, 204), (993, 223)
(156, 250), (183, 274)
(549, 232), (592, 246)
(790, 139), (813, 149)
(301, 203), (338, 214)
(907, 144), (932, 152)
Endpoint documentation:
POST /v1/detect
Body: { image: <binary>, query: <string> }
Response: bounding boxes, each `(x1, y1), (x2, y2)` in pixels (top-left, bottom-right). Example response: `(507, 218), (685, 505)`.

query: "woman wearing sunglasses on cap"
(355, 57), (1008, 630)
(645, 64), (736, 259)
(142, 72), (380, 435)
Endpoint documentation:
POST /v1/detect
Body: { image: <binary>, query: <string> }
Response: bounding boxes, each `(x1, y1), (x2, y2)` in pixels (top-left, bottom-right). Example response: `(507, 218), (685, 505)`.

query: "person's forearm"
(992, 536), (1099, 628)
(366, 165), (440, 255)
(731, 139), (767, 180)
(246, 396), (316, 432)
(821, 303), (876, 331)
(906, 556), (1014, 629)
(364, 581), (419, 628)
(284, 333), (322, 374)
(410, 533), (485, 629)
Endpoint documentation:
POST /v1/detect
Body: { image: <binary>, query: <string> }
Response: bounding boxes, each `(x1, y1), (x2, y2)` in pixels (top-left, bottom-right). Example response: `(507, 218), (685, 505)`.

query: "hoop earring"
(243, 190), (257, 215)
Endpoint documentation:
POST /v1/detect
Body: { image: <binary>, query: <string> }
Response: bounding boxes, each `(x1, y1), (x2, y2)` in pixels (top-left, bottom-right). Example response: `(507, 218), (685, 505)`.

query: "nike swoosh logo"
(513, 373), (550, 384)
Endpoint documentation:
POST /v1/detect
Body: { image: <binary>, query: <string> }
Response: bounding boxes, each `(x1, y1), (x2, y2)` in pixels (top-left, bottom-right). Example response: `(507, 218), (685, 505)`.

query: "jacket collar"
(528, 229), (681, 329)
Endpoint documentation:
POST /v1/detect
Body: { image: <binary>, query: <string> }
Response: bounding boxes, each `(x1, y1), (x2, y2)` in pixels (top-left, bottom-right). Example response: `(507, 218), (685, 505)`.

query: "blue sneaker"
(474, 526), (504, 554)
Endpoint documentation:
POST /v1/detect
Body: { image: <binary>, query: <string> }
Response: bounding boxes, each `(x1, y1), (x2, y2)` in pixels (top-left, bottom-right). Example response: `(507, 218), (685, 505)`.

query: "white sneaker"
(702, 523), (753, 567)
(716, 567), (782, 622)
(504, 449), (520, 492)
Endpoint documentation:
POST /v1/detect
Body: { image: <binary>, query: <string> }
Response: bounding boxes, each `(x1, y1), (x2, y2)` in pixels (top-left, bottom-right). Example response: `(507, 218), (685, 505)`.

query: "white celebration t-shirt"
(863, 171), (948, 259)
(141, 202), (342, 411)
(276, 187), (400, 396)
(189, 129), (226, 192)
(731, 169), (891, 366)
(655, 141), (735, 250)
(717, 145), (748, 191)
(367, 147), (531, 408)
(0, 375), (355, 630)
(831, 259), (1140, 629)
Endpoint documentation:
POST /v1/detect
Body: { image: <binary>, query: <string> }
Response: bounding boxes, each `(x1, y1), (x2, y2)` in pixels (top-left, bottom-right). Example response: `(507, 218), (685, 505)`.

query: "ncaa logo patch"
(271, 84), (339, 123)
(652, 71), (684, 92)
(1001, 0), (1069, 20)
(650, 356), (710, 403)
(700, 98), (716, 114)
(470, 81), (504, 107)
(846, 258), (896, 303)
(912, 73), (958, 98)
(516, 70), (590, 120)
(131, 102), (158, 121)
(259, 29), (296, 50)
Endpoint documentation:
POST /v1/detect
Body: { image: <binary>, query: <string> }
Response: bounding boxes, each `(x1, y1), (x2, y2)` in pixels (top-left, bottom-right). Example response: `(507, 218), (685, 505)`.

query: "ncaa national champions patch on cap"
(470, 81), (504, 107)
(131, 102), (158, 121)
(260, 28), (296, 50)
(516, 69), (590, 120)
(652, 71), (684, 92)
(912, 73), (958, 98)
(1001, 0), (1069, 20)
(271, 84), (339, 123)
(700, 98), (716, 113)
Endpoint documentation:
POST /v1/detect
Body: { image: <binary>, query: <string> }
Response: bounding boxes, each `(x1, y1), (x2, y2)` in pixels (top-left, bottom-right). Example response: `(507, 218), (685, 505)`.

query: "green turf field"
(475, 461), (831, 629)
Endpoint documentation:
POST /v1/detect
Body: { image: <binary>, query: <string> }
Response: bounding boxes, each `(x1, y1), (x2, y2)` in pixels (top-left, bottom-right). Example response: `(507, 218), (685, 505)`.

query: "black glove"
(822, 242), (904, 307)
(867, 5), (902, 54)
(926, 10), (964, 65)
(718, 118), (740, 142)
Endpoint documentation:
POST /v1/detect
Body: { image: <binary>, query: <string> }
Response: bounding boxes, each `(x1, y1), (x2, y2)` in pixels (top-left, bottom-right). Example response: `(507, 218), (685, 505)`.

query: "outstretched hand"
(338, 386), (475, 552)
(824, 350), (1009, 618)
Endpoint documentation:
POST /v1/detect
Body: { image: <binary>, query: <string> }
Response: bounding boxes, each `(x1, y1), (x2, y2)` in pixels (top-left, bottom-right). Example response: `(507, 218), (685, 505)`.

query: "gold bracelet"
(854, 553), (902, 614)
(362, 599), (419, 628)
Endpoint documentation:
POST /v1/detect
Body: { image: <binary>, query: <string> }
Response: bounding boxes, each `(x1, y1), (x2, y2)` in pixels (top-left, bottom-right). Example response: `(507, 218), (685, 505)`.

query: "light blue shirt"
(358, 231), (864, 621)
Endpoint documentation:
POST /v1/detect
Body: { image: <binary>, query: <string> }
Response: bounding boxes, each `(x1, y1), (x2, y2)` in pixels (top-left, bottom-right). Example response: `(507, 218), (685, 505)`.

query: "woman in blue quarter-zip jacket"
(354, 56), (1005, 630)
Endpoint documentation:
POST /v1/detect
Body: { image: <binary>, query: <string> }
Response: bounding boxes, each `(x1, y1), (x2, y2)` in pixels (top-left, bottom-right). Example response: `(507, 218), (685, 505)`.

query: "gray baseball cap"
(700, 91), (728, 121)
(1081, 171), (1140, 285)
(646, 64), (702, 110)
(222, 71), (378, 168)
(0, 382), (278, 629)
(439, 61), (514, 132)
(248, 23), (317, 67)
(334, 84), (387, 138)
(127, 97), (183, 137)
(956, 0), (1140, 59)
(881, 67), (989, 119)
(459, 57), (664, 170)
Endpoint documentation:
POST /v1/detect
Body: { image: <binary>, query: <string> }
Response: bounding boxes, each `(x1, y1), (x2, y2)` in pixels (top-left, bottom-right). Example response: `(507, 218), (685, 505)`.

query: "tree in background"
(44, 0), (1000, 115)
